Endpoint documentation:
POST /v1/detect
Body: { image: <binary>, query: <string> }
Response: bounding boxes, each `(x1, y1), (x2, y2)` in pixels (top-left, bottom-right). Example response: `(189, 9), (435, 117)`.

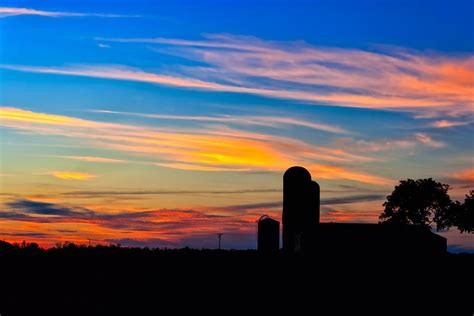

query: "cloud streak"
(0, 107), (390, 185)
(48, 155), (127, 164)
(1, 199), (255, 247)
(2, 60), (467, 113)
(59, 188), (279, 198)
(444, 169), (474, 187)
(209, 193), (385, 213)
(92, 109), (349, 134)
(1, 195), (384, 248)
(2, 197), (471, 250)
(5, 199), (94, 216)
(322, 194), (385, 205)
(0, 7), (139, 18)
(430, 120), (473, 128)
(4, 33), (467, 113)
(0, 35), (471, 127)
(334, 133), (446, 153)
(51, 171), (96, 181)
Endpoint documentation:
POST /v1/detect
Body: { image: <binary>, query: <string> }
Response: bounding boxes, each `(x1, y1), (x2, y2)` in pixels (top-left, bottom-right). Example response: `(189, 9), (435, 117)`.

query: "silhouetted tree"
(0, 240), (14, 251)
(379, 178), (453, 230)
(454, 190), (474, 233)
(26, 242), (39, 250)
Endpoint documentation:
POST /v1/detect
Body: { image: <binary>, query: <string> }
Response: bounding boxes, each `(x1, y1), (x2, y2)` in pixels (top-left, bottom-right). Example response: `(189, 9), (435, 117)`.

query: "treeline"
(0, 239), (259, 256)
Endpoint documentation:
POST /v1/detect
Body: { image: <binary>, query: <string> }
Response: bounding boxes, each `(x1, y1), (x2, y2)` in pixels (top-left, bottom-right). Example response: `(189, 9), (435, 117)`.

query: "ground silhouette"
(0, 241), (473, 315)
(1, 166), (473, 315)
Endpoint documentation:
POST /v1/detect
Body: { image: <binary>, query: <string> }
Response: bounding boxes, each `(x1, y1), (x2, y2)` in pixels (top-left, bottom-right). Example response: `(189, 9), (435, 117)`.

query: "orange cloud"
(0, 106), (121, 130)
(449, 169), (474, 183)
(153, 162), (248, 172)
(0, 198), (257, 248)
(0, 107), (390, 185)
(51, 171), (96, 181)
(0, 194), (387, 249)
(308, 164), (391, 186)
(52, 156), (127, 163)
(431, 120), (472, 128)
(321, 210), (380, 222)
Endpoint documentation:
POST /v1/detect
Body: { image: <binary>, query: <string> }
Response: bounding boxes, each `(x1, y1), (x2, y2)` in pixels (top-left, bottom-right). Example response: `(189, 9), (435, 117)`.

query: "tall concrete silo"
(282, 166), (320, 253)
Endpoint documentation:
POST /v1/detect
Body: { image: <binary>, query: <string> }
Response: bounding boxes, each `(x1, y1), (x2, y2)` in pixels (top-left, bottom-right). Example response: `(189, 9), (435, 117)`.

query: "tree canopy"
(379, 178), (473, 233)
(453, 190), (474, 233)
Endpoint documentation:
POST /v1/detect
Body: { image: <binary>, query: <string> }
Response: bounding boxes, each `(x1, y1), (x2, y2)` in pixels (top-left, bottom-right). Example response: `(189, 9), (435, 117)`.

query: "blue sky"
(0, 0), (472, 251)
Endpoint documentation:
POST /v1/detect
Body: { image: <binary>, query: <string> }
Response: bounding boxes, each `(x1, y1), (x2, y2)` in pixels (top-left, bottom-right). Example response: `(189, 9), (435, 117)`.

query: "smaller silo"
(257, 215), (280, 252)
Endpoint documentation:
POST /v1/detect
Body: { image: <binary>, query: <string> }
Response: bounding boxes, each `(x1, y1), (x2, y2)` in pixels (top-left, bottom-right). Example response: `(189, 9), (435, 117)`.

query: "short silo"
(257, 215), (280, 252)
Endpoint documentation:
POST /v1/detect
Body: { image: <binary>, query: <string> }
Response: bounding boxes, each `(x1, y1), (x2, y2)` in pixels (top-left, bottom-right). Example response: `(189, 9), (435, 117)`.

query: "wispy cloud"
(1, 199), (255, 247)
(206, 193), (385, 214)
(94, 34), (473, 114)
(51, 171), (96, 181)
(1, 232), (51, 238)
(48, 155), (127, 164)
(322, 194), (385, 205)
(59, 188), (279, 198)
(0, 195), (382, 248)
(430, 120), (473, 128)
(445, 169), (474, 187)
(207, 201), (281, 213)
(0, 107), (390, 185)
(3, 197), (472, 249)
(1, 35), (472, 115)
(414, 133), (445, 148)
(321, 208), (380, 222)
(0, 7), (139, 18)
(5, 199), (94, 216)
(335, 133), (446, 153)
(92, 109), (349, 134)
(1, 61), (465, 113)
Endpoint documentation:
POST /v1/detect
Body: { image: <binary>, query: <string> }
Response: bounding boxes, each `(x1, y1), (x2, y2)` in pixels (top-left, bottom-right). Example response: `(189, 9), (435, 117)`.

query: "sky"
(0, 0), (473, 251)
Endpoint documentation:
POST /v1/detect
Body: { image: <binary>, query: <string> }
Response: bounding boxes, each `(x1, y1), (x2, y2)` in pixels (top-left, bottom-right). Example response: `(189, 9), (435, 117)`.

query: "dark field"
(1, 244), (473, 315)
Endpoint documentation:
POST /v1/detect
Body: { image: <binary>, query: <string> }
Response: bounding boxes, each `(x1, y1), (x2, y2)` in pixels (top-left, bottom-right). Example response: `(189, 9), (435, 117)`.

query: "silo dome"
(283, 166), (311, 183)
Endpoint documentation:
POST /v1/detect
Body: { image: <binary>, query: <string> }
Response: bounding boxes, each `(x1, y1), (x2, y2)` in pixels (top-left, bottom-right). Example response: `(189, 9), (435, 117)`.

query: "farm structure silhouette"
(258, 166), (447, 255)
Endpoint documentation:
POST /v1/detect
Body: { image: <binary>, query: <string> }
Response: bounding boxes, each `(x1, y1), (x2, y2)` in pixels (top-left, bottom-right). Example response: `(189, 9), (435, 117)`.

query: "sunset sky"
(0, 0), (473, 251)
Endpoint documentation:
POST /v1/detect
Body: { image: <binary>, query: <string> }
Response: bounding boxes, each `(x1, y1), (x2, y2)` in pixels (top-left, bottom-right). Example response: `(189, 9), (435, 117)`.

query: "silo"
(257, 215), (280, 252)
(282, 166), (320, 252)
(310, 180), (320, 224)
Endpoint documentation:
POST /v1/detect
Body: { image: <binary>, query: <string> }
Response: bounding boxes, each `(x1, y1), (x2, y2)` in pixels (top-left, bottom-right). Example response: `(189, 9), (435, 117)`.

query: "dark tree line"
(379, 178), (473, 233)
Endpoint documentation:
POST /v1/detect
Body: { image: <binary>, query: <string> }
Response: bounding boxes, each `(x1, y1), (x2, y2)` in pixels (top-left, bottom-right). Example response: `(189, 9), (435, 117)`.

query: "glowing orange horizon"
(0, 107), (392, 185)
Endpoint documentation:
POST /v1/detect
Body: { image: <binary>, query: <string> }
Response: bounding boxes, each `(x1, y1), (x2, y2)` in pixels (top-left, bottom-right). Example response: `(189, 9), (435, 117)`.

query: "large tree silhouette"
(379, 178), (453, 230)
(452, 190), (474, 233)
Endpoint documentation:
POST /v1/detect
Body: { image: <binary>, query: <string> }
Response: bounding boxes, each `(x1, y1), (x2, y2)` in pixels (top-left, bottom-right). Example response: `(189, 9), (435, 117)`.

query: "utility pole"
(217, 233), (223, 250)
(88, 238), (101, 247)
